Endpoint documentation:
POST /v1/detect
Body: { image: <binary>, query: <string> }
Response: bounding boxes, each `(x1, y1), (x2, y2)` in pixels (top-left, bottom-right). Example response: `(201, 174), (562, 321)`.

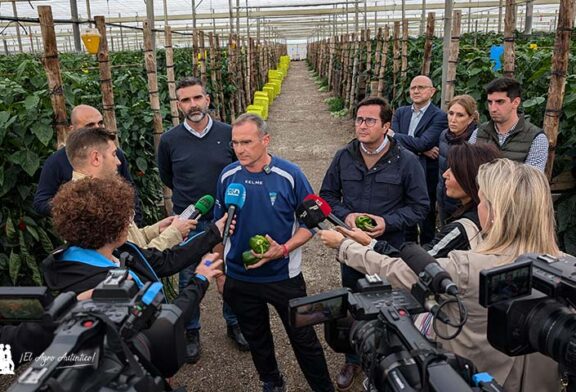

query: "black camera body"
(480, 253), (576, 370)
(289, 275), (482, 392)
(1, 269), (187, 392)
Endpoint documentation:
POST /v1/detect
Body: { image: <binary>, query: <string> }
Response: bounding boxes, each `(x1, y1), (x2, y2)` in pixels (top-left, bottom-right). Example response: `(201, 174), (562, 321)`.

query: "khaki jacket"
(338, 239), (560, 392)
(72, 171), (182, 250)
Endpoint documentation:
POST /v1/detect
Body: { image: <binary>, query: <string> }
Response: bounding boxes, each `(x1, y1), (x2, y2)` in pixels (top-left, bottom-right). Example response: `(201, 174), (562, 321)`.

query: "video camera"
(289, 275), (499, 392)
(1, 269), (188, 392)
(480, 253), (576, 371)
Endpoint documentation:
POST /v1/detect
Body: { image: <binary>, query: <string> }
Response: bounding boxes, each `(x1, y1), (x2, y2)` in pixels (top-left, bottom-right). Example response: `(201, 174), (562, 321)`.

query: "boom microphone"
(304, 195), (352, 230)
(399, 242), (459, 296)
(190, 195), (215, 220)
(296, 199), (330, 230)
(222, 183), (246, 245)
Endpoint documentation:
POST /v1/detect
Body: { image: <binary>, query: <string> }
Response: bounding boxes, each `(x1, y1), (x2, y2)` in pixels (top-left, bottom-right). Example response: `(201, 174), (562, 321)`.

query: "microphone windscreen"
(194, 195), (215, 215)
(399, 242), (438, 275)
(224, 183), (247, 209)
(297, 199), (328, 229)
(304, 194), (332, 217)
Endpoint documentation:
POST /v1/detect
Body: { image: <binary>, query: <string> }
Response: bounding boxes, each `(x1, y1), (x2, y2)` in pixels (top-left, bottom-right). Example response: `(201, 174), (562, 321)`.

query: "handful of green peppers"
(355, 215), (376, 231)
(242, 234), (270, 267)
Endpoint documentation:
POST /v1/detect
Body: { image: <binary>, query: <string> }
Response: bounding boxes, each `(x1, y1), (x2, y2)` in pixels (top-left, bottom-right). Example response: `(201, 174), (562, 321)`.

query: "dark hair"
(356, 96), (393, 124)
(485, 77), (522, 100)
(65, 127), (117, 167)
(447, 143), (502, 214)
(176, 77), (206, 96)
(52, 177), (134, 249)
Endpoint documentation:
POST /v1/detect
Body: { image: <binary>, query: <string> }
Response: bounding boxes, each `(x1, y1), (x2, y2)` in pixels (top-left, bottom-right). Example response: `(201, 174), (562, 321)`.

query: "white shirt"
(408, 101), (431, 137)
(183, 116), (213, 138)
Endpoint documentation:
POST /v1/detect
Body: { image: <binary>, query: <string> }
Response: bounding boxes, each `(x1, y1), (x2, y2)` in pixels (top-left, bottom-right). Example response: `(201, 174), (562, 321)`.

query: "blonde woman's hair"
(476, 159), (560, 258)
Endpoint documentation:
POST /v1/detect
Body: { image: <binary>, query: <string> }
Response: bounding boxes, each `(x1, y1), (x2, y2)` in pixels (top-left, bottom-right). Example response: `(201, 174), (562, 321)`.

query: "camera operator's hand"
(335, 226), (372, 246)
(169, 216), (198, 237)
(195, 253), (224, 283)
(246, 235), (283, 270)
(215, 213), (236, 239)
(317, 229), (345, 249)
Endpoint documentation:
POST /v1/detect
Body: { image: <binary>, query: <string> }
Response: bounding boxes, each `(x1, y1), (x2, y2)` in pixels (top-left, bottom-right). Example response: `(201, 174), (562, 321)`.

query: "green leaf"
(9, 150), (40, 177)
(26, 225), (39, 242)
(24, 255), (42, 286)
(23, 94), (40, 110)
(37, 227), (54, 254)
(136, 157), (148, 172)
(9, 251), (21, 285)
(523, 96), (545, 109)
(31, 122), (54, 146)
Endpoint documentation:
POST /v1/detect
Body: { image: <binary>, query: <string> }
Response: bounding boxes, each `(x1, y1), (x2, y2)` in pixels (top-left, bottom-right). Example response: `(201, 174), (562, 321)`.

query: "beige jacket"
(72, 171), (183, 250)
(338, 239), (560, 392)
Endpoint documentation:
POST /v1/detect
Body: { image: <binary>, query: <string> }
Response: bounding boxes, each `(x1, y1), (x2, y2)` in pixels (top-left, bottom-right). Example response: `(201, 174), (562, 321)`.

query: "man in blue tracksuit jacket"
(319, 96), (429, 390)
(214, 113), (334, 392)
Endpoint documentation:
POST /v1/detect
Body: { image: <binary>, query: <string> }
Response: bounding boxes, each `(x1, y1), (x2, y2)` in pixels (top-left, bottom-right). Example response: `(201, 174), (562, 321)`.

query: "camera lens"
(527, 299), (576, 369)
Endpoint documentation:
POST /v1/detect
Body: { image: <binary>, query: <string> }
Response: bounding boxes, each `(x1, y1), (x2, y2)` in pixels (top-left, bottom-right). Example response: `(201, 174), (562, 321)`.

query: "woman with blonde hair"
(318, 159), (561, 391)
(438, 94), (480, 223)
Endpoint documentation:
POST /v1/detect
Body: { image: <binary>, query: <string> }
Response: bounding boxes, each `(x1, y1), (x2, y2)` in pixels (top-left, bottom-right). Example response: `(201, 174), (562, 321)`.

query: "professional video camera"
(289, 272), (500, 392)
(1, 269), (189, 392)
(480, 253), (576, 372)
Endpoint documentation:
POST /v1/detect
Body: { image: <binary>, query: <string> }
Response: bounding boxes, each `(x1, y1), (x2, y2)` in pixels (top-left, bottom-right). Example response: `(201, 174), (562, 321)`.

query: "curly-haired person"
(42, 177), (230, 303)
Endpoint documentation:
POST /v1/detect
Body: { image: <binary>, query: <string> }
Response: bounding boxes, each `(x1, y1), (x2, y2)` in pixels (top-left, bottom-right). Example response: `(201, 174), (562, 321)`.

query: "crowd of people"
(3, 73), (563, 392)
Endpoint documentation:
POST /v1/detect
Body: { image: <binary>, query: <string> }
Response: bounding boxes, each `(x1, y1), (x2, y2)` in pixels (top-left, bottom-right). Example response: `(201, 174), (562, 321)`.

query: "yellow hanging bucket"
(81, 28), (101, 54)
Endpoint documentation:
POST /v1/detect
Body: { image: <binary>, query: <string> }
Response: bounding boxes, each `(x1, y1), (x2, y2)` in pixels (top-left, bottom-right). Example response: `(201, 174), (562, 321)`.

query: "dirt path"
(173, 61), (361, 391)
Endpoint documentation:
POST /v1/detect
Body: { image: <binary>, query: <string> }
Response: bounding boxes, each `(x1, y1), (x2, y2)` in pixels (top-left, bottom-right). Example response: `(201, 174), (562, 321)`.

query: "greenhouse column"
(70, 0), (82, 52)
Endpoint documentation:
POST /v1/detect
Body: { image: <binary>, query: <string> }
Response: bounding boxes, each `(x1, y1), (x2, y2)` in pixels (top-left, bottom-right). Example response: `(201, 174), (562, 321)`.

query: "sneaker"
(185, 329), (201, 364)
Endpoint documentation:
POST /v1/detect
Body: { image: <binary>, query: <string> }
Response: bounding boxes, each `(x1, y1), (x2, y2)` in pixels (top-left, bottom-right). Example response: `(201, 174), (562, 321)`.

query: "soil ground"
(0, 61), (362, 392)
(172, 61), (363, 391)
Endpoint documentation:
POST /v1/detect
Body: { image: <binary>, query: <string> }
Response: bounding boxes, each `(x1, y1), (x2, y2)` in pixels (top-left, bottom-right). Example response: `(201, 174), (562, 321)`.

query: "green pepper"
(355, 215), (376, 231)
(242, 250), (260, 267)
(249, 234), (270, 254)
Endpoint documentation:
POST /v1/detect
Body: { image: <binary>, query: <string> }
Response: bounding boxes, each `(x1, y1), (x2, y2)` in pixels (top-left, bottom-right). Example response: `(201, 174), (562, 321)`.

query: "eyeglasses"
(355, 117), (379, 127)
(410, 85), (433, 92)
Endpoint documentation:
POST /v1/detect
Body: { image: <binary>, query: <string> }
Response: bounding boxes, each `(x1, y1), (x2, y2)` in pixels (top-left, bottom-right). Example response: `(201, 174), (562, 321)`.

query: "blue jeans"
(179, 221), (239, 330)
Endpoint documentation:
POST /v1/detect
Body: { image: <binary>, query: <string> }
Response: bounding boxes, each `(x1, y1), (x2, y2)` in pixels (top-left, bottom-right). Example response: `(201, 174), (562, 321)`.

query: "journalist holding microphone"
(318, 159), (560, 391)
(42, 177), (229, 315)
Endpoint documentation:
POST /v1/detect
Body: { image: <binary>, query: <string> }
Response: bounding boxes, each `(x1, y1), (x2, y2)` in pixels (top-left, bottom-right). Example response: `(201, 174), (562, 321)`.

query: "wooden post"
(441, 0), (454, 110)
(348, 34), (360, 113)
(198, 30), (207, 87)
(11, 1), (23, 52)
(95, 16), (117, 132)
(377, 25), (390, 98)
(38, 6), (68, 147)
(392, 21), (400, 101)
(165, 26), (179, 127)
(503, 0), (516, 78)
(421, 12), (435, 76)
(443, 10), (462, 107)
(208, 33), (221, 121)
(215, 34), (226, 121)
(29, 29), (34, 53)
(192, 29), (199, 77)
(144, 20), (172, 214)
(228, 34), (238, 120)
(400, 19), (408, 83)
(374, 28), (383, 80)
(543, 0), (575, 178)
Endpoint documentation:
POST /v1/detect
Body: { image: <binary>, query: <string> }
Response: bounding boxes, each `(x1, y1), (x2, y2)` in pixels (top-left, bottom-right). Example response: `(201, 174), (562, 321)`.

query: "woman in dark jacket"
(437, 95), (479, 224)
(331, 143), (501, 259)
(42, 177), (226, 300)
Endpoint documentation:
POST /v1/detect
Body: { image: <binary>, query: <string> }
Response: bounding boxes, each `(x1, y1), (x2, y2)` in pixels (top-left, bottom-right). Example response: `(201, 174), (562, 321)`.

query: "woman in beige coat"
(318, 159), (561, 392)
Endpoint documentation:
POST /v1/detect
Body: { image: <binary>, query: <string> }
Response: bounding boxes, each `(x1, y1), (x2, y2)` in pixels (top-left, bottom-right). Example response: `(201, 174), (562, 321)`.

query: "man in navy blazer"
(389, 75), (447, 244)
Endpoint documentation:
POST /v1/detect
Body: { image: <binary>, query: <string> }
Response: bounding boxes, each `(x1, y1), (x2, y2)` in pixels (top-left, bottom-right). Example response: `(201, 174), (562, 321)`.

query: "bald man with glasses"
(390, 75), (447, 244)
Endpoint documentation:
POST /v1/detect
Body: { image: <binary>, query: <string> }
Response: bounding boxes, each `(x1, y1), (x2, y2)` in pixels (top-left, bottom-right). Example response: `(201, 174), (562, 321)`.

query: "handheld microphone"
(399, 242), (459, 296)
(222, 183), (246, 245)
(304, 195), (352, 230)
(296, 199), (330, 230)
(189, 195), (215, 220)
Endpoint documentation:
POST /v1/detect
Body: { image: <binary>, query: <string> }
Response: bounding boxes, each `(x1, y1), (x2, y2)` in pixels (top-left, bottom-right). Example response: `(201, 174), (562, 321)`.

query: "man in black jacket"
(320, 96), (429, 390)
(33, 105), (143, 225)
